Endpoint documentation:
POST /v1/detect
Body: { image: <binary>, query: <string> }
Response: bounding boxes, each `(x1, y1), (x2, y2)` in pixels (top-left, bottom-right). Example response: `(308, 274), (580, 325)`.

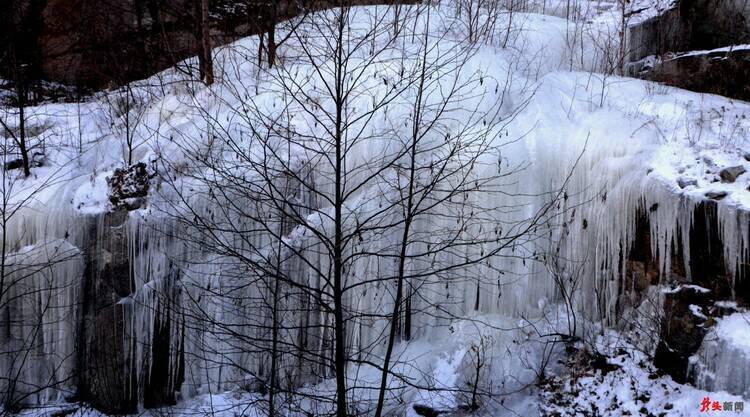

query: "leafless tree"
(95, 84), (149, 166)
(198, 0), (215, 85)
(0, 126), (82, 411)
(136, 2), (575, 416)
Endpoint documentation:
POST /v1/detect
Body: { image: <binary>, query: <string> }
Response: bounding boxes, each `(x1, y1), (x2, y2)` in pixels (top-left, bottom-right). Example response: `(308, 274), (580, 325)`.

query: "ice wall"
(5, 135), (748, 412)
(1, 4), (749, 413)
(0, 128), (747, 414)
(0, 240), (83, 407)
(690, 312), (750, 398)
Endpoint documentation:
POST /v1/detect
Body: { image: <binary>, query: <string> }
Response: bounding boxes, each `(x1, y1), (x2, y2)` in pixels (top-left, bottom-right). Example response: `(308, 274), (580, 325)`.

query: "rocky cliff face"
(58, 190), (746, 413)
(628, 0), (750, 63)
(616, 198), (749, 385)
(627, 0), (750, 100)
(644, 47), (750, 104)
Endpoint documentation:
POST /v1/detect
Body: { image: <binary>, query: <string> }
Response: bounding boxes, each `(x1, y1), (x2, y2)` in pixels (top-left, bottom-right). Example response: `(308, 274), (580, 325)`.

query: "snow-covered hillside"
(1, 2), (749, 416)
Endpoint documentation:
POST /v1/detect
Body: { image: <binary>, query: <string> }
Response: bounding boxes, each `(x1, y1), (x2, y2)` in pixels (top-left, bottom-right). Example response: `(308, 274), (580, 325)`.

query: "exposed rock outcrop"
(77, 210), (139, 413)
(627, 0), (750, 100)
(627, 200), (750, 383)
(628, 0), (750, 62)
(653, 285), (711, 383)
(641, 48), (750, 102)
(107, 162), (152, 211)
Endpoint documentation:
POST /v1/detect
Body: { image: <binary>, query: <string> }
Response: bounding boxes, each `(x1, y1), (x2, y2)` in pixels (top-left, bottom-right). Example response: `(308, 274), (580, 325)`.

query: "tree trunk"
(15, 80), (30, 178)
(267, 5), (277, 68)
(199, 0), (213, 85)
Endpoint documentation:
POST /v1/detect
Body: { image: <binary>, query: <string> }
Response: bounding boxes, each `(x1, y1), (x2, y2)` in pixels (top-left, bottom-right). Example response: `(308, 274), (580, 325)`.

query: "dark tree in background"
(0, 0), (47, 177)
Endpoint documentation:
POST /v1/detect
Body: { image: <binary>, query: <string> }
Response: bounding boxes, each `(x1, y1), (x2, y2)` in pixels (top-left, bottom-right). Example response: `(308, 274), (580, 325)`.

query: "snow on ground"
(678, 44), (750, 58)
(15, 312), (749, 417)
(540, 330), (749, 417)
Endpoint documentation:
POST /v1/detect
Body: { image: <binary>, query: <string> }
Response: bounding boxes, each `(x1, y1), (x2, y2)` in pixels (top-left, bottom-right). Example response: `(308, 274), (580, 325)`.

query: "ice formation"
(0, 240), (83, 406)
(0, 2), (748, 413)
(690, 312), (750, 398)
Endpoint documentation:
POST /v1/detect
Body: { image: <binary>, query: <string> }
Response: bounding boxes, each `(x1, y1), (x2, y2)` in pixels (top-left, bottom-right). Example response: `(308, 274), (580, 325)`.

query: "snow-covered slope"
(1, 2), (749, 416)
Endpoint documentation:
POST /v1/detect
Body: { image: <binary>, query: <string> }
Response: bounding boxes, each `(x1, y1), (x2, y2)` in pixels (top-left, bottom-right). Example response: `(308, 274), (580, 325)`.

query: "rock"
(626, 260), (657, 294)
(413, 404), (443, 417)
(712, 300), (740, 316)
(1, 153), (43, 171)
(705, 190), (728, 200)
(641, 48), (750, 102)
(31, 151), (45, 167)
(642, 199), (745, 385)
(654, 285), (713, 383)
(744, 152), (750, 162)
(3, 158), (25, 171)
(107, 162), (152, 210)
(677, 177), (698, 188)
(78, 210), (139, 414)
(590, 352), (621, 375)
(719, 165), (746, 183)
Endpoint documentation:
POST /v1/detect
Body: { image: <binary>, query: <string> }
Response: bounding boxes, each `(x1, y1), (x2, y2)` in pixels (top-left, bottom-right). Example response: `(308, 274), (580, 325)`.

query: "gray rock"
(654, 285), (713, 383)
(705, 190), (729, 200)
(677, 177), (698, 189)
(719, 165), (746, 183)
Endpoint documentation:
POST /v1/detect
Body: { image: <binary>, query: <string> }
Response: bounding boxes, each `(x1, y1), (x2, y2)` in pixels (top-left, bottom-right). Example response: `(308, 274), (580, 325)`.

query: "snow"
(626, 0), (677, 25)
(690, 312), (750, 400)
(716, 300), (739, 309)
(1, 1), (750, 416)
(542, 329), (748, 417)
(662, 284), (712, 294)
(690, 304), (708, 320)
(714, 312), (750, 356)
(677, 44), (750, 58)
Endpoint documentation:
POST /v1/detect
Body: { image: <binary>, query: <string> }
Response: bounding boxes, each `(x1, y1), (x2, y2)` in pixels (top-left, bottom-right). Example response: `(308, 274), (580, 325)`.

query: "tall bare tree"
(198, 0), (214, 85)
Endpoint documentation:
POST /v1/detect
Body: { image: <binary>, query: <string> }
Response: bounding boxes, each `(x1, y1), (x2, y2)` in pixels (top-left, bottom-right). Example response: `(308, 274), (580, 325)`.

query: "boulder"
(654, 285), (712, 383)
(642, 48), (750, 101)
(677, 177), (698, 189)
(107, 162), (152, 210)
(705, 190), (728, 200)
(719, 165), (746, 183)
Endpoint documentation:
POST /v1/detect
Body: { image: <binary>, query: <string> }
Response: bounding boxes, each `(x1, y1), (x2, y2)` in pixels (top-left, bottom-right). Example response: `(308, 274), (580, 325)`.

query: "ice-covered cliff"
(1, 3), (748, 416)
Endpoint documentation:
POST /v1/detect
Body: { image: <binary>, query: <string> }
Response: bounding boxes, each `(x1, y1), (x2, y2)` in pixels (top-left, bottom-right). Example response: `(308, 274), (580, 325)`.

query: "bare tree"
(101, 3), (573, 417)
(198, 0), (214, 85)
(0, 123), (82, 411)
(95, 84), (149, 166)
